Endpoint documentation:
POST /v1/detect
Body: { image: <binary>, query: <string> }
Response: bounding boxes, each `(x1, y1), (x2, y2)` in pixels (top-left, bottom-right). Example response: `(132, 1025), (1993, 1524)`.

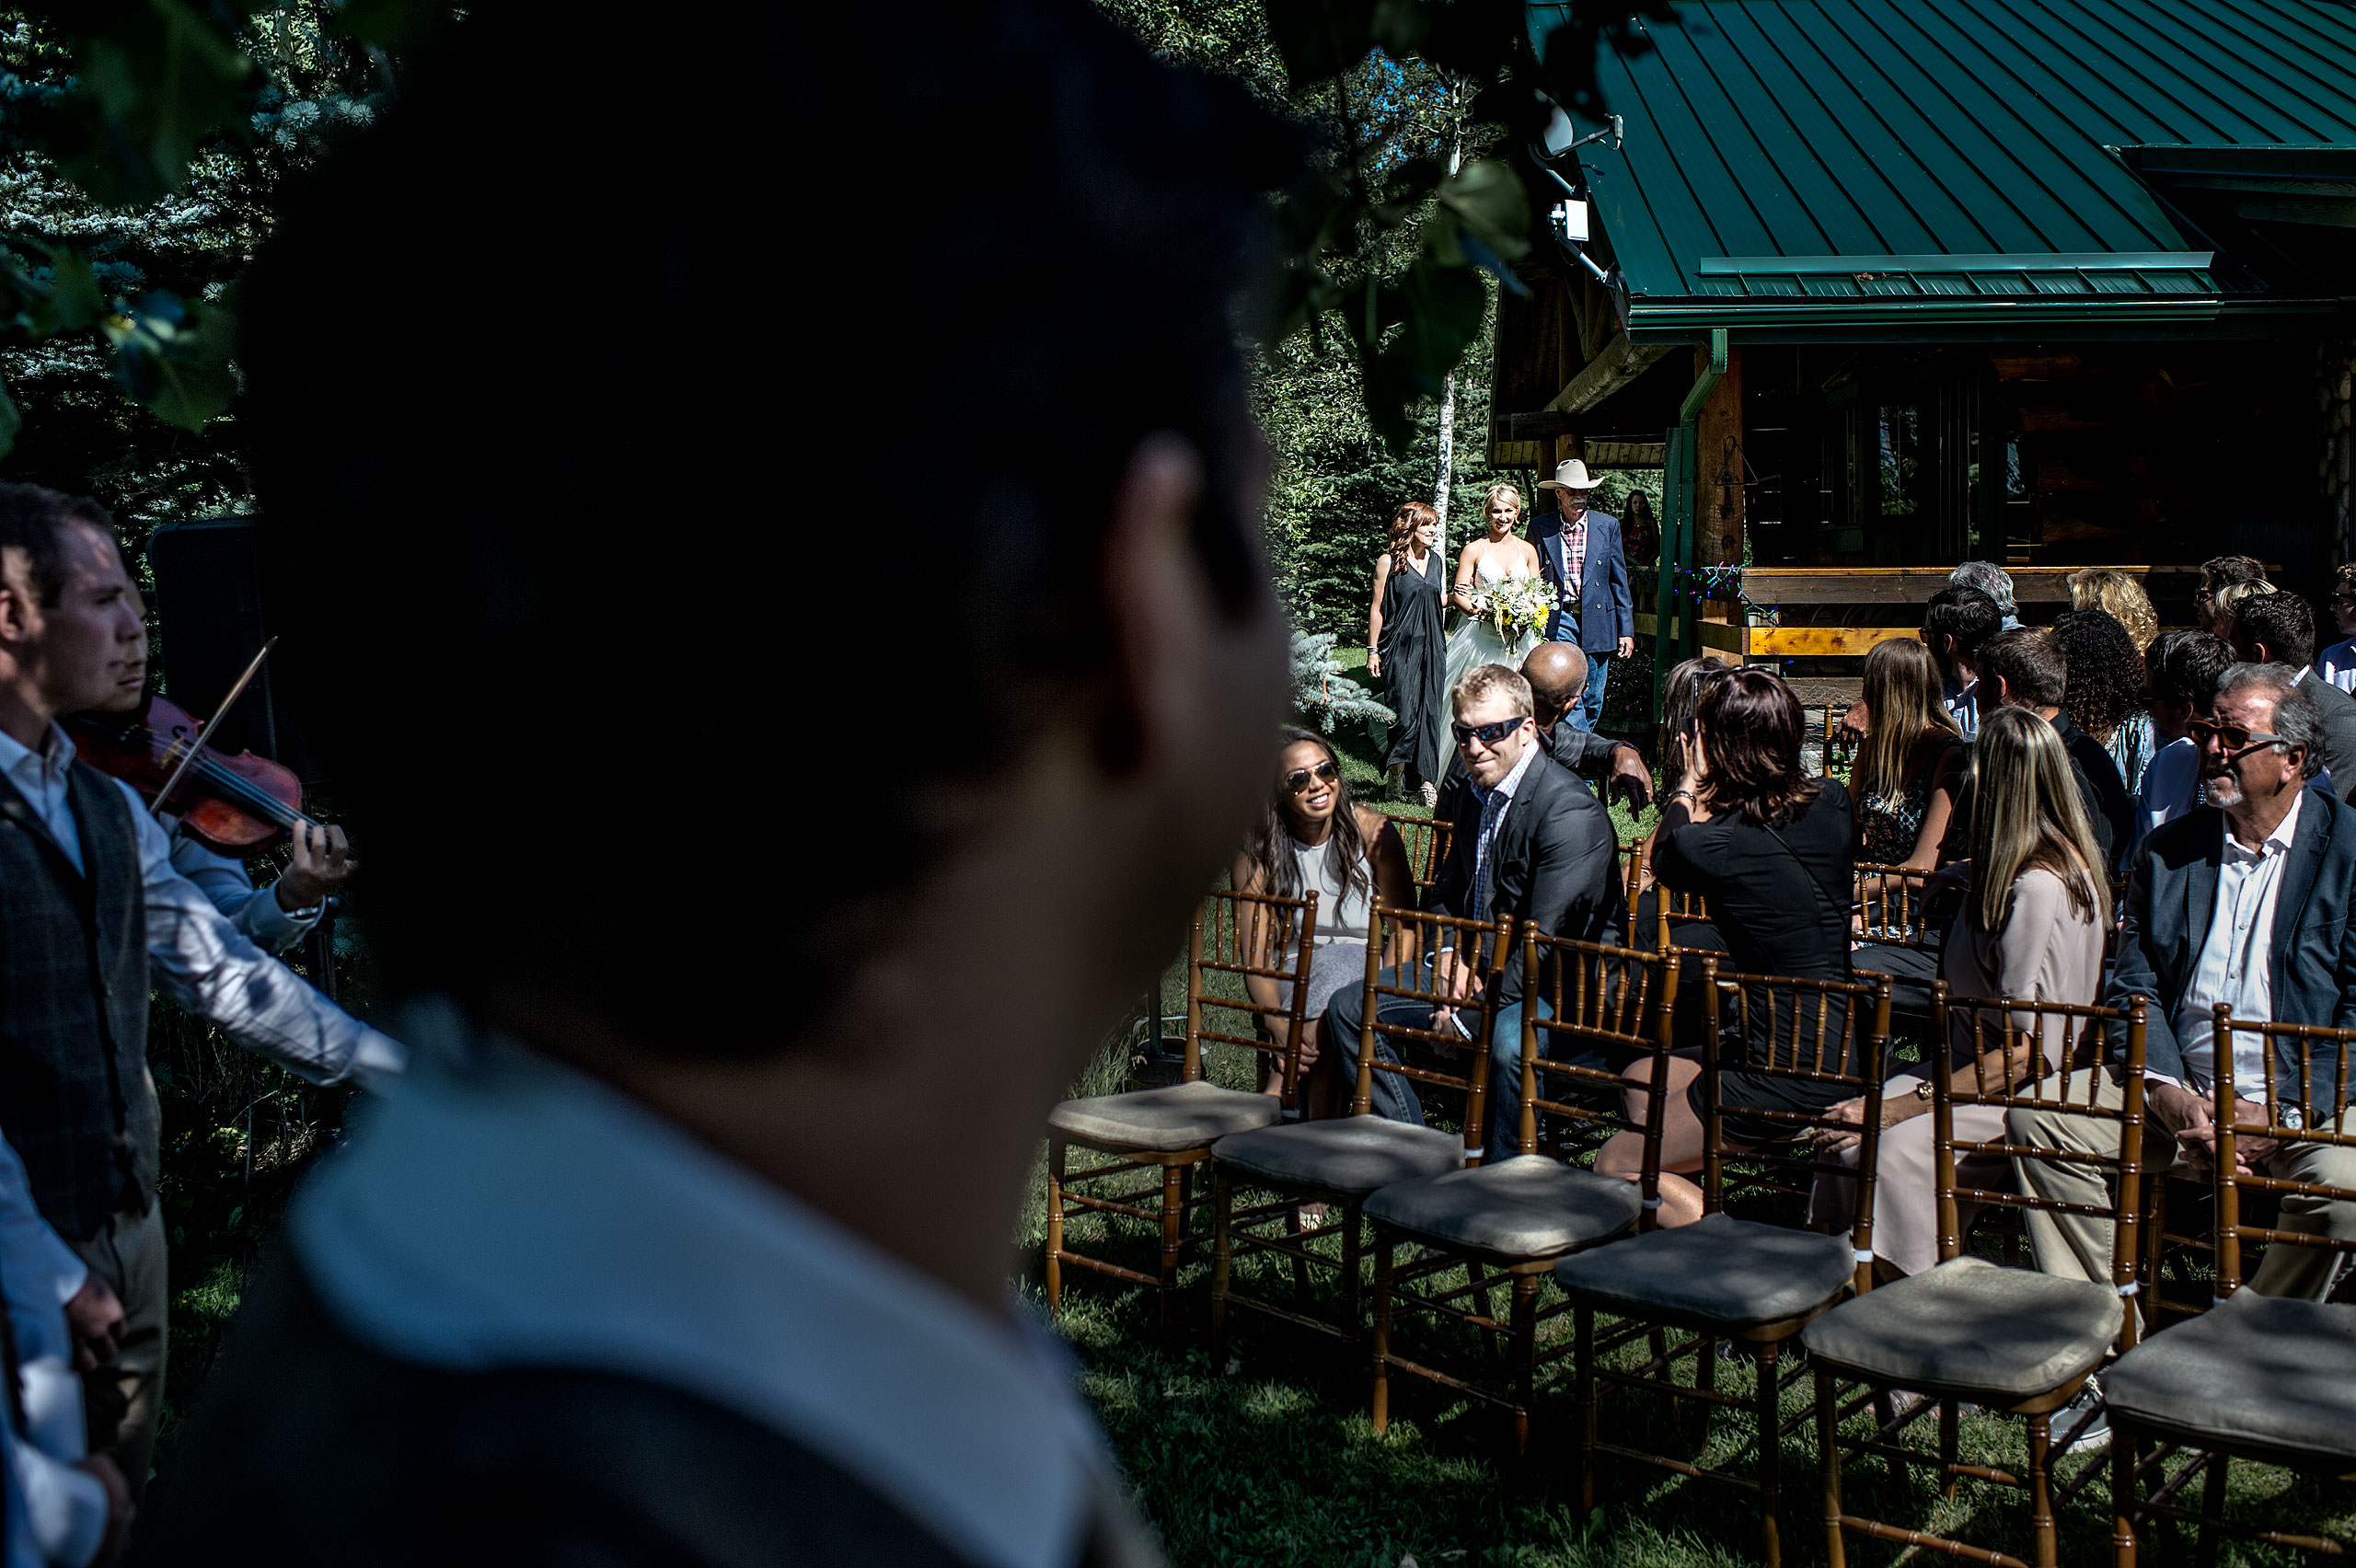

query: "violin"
(67, 692), (315, 856)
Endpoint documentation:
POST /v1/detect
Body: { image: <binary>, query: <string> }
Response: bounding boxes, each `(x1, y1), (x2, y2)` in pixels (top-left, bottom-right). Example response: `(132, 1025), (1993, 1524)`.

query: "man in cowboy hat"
(1531, 457), (1635, 732)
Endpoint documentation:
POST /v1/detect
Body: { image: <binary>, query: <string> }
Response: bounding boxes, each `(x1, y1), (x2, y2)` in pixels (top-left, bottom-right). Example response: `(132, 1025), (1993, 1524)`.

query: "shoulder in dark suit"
(1427, 752), (1624, 1002)
(2108, 786), (2356, 1101)
(2301, 674), (2356, 802)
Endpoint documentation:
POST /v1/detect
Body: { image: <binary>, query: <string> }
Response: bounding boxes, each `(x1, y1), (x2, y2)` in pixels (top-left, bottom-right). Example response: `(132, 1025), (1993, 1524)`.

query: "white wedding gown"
(1443, 550), (1545, 699)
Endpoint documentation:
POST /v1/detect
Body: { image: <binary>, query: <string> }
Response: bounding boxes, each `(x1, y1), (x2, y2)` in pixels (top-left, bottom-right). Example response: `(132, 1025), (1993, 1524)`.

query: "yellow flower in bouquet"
(1484, 573), (1553, 642)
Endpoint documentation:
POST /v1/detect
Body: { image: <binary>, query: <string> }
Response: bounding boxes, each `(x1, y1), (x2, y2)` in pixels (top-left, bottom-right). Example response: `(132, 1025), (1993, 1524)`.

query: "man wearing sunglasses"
(2015, 664), (2356, 1301)
(1323, 663), (1624, 1166)
(1430, 642), (1652, 821)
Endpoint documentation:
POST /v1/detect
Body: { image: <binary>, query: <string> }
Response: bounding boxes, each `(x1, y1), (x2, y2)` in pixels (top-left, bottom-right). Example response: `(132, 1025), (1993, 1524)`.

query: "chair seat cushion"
(1799, 1256), (2119, 1400)
(1213, 1117), (1462, 1196)
(1048, 1080), (1281, 1153)
(2106, 1291), (2356, 1463)
(1552, 1211), (1855, 1331)
(1364, 1156), (1641, 1261)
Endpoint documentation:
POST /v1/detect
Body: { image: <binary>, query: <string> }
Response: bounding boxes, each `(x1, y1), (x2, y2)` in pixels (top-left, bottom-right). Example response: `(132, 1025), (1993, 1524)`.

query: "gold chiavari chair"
(1045, 887), (1316, 1341)
(2108, 1009), (2356, 1565)
(1209, 905), (1507, 1361)
(1553, 963), (1895, 1568)
(1366, 937), (1679, 1454)
(1805, 986), (2150, 1568)
(1380, 810), (1452, 898)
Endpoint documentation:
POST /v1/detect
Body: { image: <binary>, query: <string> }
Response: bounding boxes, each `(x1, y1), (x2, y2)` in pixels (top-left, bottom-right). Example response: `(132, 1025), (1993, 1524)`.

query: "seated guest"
(1596, 669), (1854, 1227)
(1949, 560), (2020, 631)
(2066, 566), (2159, 653)
(2225, 589), (2356, 801)
(1922, 585), (2001, 738)
(1234, 730), (1413, 1099)
(1434, 641), (1652, 820)
(1814, 708), (2107, 1278)
(1850, 637), (1960, 870)
(2317, 561), (2356, 692)
(1325, 664), (1623, 1164)
(2054, 607), (2155, 797)
(139, 4), (1301, 1562)
(2013, 664), (2356, 1300)
(2208, 575), (2275, 651)
(1946, 628), (2124, 869)
(2135, 629), (2235, 848)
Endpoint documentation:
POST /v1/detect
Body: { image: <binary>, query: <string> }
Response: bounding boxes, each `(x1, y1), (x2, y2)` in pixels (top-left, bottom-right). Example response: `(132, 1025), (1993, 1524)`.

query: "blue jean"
(1322, 961), (1559, 1162)
(1570, 651), (1611, 732)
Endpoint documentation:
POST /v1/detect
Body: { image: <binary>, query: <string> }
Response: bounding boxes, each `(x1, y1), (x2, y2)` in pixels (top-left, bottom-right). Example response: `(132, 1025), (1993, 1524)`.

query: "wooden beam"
(1548, 337), (1674, 414)
(1738, 564), (2211, 605)
(1745, 626), (1920, 657)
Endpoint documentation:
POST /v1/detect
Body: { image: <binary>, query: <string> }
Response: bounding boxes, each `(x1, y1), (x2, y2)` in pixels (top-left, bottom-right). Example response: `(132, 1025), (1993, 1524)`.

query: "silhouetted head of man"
(241, 1), (1302, 1304)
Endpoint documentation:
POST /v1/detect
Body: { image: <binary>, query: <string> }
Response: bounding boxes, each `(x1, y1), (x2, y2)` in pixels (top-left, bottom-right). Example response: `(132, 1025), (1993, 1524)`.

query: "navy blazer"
(2108, 785), (2356, 1103)
(1425, 749), (1624, 1009)
(1529, 507), (1634, 654)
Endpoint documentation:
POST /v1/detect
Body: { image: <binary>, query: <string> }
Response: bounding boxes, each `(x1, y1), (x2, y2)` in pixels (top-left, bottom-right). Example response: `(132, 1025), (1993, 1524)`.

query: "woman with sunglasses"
(1235, 731), (1414, 1102)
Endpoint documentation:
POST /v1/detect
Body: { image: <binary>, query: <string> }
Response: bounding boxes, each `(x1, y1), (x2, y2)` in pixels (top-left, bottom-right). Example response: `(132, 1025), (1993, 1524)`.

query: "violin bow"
(149, 636), (278, 819)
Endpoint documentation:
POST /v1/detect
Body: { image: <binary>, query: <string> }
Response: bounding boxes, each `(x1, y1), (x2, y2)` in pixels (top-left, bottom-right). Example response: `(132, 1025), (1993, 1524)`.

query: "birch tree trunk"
(1431, 370), (1457, 559)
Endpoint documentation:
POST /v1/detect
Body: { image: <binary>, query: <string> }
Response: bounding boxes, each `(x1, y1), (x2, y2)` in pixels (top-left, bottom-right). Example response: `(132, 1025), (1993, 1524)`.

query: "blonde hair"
(1854, 639), (1958, 808)
(1482, 481), (1523, 521)
(2067, 568), (2158, 651)
(1965, 706), (2106, 937)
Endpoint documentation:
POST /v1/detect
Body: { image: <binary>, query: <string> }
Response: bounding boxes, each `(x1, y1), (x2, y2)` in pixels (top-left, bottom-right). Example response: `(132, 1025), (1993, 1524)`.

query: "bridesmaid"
(1368, 501), (1446, 806)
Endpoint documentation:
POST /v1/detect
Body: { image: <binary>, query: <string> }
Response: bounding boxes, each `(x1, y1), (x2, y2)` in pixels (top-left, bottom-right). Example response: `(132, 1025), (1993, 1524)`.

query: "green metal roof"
(1527, 0), (2356, 337)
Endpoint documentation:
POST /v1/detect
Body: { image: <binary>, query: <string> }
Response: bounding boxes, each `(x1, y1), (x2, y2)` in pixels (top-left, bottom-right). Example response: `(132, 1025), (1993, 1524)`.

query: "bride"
(1444, 481), (1546, 700)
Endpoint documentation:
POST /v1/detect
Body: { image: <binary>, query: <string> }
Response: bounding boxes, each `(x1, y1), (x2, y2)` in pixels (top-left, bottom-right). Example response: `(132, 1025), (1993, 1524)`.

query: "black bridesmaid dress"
(1380, 547), (1446, 788)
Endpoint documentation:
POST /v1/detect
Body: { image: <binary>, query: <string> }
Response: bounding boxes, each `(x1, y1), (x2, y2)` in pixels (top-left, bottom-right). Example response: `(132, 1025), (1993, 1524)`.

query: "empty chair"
(1805, 987), (2150, 1568)
(1210, 905), (1506, 1362)
(1366, 935), (1679, 1453)
(1380, 810), (1451, 898)
(1045, 887), (1317, 1339)
(1553, 963), (1895, 1568)
(2108, 1009), (2356, 1563)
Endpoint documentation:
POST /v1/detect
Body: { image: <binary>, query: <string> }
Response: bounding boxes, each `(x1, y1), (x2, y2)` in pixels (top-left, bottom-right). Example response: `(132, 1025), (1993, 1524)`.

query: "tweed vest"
(0, 762), (154, 1240)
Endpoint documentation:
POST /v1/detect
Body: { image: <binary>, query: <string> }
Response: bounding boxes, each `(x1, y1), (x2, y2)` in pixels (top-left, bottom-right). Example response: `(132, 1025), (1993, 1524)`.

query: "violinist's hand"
(276, 822), (356, 911)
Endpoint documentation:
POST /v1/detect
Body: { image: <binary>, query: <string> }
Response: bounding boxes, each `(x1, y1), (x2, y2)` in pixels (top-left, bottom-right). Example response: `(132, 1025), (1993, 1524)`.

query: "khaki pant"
(2007, 1068), (2356, 1301)
(66, 1204), (167, 1505)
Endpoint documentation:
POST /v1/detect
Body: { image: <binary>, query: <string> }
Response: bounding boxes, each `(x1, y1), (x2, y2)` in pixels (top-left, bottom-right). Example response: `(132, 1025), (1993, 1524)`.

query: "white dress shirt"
(2162, 789), (2304, 1092)
(165, 820), (319, 954)
(2133, 736), (2202, 850)
(0, 1136), (105, 1568)
(296, 1001), (1135, 1568)
(2316, 636), (2356, 694)
(0, 724), (400, 1088)
(1945, 680), (1979, 740)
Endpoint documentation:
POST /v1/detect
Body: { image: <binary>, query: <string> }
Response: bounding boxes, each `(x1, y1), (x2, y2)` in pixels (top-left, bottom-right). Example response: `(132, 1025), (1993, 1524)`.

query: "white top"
(295, 1001), (1130, 1568)
(1945, 680), (1980, 740)
(2162, 788), (2305, 1092)
(2316, 636), (2356, 693)
(1291, 834), (1371, 944)
(2133, 736), (2202, 850)
(0, 723), (400, 1088)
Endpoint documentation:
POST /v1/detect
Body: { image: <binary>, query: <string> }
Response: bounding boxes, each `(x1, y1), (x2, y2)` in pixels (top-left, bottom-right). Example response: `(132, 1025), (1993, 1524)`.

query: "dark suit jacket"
(2054, 709), (2133, 870)
(2302, 672), (2356, 803)
(2107, 787), (2356, 1102)
(1530, 507), (1634, 653)
(1426, 746), (1625, 1006)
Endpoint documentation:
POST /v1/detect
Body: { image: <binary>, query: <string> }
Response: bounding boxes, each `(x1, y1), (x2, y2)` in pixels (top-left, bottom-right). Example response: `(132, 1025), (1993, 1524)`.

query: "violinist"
(0, 482), (402, 1508)
(76, 590), (355, 954)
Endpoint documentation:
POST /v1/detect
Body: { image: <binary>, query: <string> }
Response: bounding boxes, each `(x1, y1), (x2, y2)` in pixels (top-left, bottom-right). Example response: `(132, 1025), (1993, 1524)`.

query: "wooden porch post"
(1695, 345), (1744, 567)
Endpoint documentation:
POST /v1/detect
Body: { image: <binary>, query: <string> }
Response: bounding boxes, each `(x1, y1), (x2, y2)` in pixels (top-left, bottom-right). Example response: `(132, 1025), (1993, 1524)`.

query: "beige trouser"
(2007, 1068), (2356, 1301)
(65, 1203), (167, 1505)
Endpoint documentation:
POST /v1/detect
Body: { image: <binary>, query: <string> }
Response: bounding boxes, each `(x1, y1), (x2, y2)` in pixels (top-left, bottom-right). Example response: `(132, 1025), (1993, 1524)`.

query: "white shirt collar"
(0, 722), (74, 789)
(293, 1000), (1109, 1568)
(1478, 733), (1541, 805)
(2223, 786), (2304, 863)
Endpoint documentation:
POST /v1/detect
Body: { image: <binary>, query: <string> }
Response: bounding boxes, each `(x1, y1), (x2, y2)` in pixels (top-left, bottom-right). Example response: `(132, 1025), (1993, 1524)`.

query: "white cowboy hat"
(1536, 458), (1599, 491)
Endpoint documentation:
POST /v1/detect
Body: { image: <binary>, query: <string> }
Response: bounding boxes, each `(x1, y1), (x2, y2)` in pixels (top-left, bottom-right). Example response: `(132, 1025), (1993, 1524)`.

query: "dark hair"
(1621, 490), (1657, 525)
(1694, 668), (1822, 827)
(1979, 627), (2067, 710)
(0, 483), (113, 607)
(2147, 629), (2236, 712)
(1244, 730), (1369, 916)
(1923, 585), (2000, 657)
(2228, 590), (2317, 667)
(239, 4), (1299, 1055)
(2334, 561), (2356, 601)
(2201, 554), (2269, 592)
(2050, 608), (2142, 744)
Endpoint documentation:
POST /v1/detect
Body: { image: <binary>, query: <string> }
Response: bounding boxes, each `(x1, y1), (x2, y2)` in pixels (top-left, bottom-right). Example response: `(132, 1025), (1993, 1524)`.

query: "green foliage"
(1290, 628), (1394, 732)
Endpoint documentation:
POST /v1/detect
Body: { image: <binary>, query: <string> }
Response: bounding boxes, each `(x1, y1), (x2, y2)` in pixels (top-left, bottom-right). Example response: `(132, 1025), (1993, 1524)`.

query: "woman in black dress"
(1367, 500), (1446, 804)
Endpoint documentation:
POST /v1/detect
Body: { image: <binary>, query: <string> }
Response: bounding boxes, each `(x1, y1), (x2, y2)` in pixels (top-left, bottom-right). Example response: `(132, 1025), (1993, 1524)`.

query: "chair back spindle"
(1522, 932), (1679, 1213)
(1191, 888), (1322, 1110)
(1355, 903), (1511, 1162)
(2212, 1008), (2356, 1298)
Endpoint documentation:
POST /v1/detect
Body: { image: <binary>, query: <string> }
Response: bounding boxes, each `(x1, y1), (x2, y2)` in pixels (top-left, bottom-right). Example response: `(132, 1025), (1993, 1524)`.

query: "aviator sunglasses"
(1284, 759), (1341, 795)
(2188, 719), (2287, 754)
(1451, 716), (1528, 747)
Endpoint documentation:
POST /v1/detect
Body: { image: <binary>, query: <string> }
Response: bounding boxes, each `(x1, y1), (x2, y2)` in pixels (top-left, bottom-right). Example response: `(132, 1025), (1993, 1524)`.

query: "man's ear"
(1096, 434), (1207, 777)
(0, 566), (38, 648)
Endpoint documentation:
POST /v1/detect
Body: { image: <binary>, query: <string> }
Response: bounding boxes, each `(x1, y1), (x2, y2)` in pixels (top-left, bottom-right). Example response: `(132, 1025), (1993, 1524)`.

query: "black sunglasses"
(2188, 719), (2288, 754)
(1283, 759), (1341, 795)
(1451, 716), (1529, 747)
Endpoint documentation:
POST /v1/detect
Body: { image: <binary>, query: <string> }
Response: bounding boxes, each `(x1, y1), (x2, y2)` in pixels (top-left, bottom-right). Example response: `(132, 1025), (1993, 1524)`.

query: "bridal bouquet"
(1476, 573), (1553, 643)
